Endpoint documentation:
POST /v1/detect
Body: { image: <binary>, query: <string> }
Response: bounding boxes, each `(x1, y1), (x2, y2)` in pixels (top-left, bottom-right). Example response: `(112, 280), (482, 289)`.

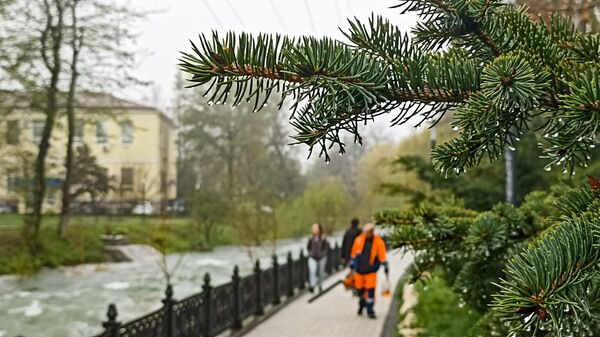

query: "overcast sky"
(128, 0), (422, 143)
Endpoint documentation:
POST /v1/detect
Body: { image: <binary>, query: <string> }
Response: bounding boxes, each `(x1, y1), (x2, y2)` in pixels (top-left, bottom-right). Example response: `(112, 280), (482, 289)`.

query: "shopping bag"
(381, 275), (391, 298)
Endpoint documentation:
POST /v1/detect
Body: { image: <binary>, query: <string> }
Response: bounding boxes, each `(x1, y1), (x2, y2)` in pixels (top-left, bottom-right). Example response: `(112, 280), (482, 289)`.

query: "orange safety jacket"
(350, 233), (387, 274)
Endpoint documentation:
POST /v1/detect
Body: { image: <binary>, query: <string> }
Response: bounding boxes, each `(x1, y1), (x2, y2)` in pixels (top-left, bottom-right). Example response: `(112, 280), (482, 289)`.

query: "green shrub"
(413, 272), (481, 337)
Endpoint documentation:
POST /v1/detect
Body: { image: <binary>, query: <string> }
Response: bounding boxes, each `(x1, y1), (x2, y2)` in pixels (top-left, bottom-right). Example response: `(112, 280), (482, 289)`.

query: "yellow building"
(0, 91), (177, 214)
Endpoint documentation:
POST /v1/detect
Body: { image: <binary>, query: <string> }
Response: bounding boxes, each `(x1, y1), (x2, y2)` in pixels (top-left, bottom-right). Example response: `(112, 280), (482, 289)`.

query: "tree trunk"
(505, 145), (516, 204)
(58, 0), (81, 239)
(26, 0), (65, 252)
(430, 124), (437, 150)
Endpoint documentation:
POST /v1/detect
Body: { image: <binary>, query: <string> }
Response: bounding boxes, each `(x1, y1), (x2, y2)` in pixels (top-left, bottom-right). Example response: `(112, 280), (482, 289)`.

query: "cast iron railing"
(94, 244), (342, 337)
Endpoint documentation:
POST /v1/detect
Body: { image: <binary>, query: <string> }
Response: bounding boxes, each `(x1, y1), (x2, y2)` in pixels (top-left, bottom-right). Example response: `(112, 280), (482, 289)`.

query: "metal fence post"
(101, 304), (121, 337)
(162, 284), (175, 337)
(286, 252), (294, 297)
(231, 266), (242, 330)
(272, 254), (281, 305)
(298, 250), (306, 290)
(254, 259), (264, 316)
(202, 273), (213, 337)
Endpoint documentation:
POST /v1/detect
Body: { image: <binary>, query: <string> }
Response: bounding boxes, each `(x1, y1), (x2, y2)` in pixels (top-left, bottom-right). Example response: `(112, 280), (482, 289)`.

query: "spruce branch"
(493, 212), (600, 334)
(180, 0), (600, 183)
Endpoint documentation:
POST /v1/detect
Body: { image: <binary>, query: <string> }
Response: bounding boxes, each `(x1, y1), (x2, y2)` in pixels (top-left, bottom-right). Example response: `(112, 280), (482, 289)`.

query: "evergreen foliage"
(181, 1), (600, 172)
(412, 270), (482, 337)
(383, 131), (600, 210)
(492, 187), (600, 335)
(375, 185), (599, 336)
(382, 132), (554, 210)
(180, 0), (600, 334)
(66, 144), (112, 205)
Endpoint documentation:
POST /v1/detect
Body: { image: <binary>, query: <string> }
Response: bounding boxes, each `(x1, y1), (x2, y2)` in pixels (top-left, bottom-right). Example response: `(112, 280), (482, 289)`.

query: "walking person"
(341, 218), (362, 266)
(307, 223), (329, 293)
(350, 223), (388, 319)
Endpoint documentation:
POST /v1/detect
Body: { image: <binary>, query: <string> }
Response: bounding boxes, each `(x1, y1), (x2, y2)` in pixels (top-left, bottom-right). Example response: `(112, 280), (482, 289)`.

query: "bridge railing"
(95, 244), (343, 337)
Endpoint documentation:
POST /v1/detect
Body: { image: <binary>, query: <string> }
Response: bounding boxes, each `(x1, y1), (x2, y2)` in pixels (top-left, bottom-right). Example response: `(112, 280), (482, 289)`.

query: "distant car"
(166, 199), (187, 215)
(0, 201), (17, 214)
(132, 201), (155, 215)
(0, 204), (12, 214)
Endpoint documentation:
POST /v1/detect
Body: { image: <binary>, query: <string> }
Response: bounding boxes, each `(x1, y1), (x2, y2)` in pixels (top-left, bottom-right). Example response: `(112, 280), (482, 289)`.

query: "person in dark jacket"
(341, 218), (362, 265)
(307, 223), (329, 293)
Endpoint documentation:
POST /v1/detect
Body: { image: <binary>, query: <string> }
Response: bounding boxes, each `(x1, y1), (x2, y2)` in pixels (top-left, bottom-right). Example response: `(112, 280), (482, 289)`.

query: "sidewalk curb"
(380, 278), (404, 337)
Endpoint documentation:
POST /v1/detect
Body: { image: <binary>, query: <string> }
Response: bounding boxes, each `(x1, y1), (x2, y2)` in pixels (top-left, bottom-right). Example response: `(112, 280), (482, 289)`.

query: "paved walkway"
(244, 251), (413, 337)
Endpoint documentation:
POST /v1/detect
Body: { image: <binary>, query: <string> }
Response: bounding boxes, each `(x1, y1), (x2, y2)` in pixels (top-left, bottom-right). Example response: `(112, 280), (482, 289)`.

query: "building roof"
(0, 90), (174, 126)
(73, 91), (158, 111)
(0, 90), (153, 110)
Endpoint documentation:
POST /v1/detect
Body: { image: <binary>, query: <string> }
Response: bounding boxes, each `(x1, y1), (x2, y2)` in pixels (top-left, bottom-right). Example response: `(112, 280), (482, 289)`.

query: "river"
(0, 237), (338, 337)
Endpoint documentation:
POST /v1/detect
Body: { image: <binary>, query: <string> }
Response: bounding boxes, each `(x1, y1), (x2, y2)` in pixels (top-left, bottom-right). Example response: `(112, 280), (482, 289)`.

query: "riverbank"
(0, 236), (335, 337)
(0, 214), (345, 276)
(0, 215), (231, 275)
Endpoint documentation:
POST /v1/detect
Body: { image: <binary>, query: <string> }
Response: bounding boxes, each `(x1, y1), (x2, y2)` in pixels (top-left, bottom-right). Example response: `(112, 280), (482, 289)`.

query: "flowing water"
(0, 237), (338, 337)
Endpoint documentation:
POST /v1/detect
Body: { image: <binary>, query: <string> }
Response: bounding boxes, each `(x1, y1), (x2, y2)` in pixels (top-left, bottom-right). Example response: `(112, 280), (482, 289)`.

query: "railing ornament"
(101, 304), (121, 337)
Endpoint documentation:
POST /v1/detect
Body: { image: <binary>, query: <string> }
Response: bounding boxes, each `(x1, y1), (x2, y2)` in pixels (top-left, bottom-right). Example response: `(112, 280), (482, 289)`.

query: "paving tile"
(244, 252), (412, 337)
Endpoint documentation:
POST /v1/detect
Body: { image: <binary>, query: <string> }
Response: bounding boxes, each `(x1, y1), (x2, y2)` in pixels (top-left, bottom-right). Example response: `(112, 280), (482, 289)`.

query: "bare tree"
(151, 218), (185, 285)
(1, 0), (146, 246)
(58, 0), (145, 238)
(58, 0), (82, 239)
(25, 0), (66, 251)
(132, 166), (159, 204)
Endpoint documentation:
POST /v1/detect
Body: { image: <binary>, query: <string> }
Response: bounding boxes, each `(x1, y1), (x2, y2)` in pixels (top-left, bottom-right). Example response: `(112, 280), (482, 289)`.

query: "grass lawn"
(0, 214), (224, 275)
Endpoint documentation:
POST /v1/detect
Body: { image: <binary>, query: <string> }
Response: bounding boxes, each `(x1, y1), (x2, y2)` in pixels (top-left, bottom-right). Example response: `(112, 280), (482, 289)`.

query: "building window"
(121, 121), (134, 144)
(74, 120), (84, 143)
(6, 172), (17, 192)
(121, 167), (134, 191)
(6, 120), (20, 145)
(96, 121), (108, 144)
(32, 120), (45, 144)
(100, 167), (109, 180)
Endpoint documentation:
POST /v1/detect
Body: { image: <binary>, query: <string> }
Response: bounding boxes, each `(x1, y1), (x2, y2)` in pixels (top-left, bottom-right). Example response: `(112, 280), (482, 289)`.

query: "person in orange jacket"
(350, 223), (388, 319)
